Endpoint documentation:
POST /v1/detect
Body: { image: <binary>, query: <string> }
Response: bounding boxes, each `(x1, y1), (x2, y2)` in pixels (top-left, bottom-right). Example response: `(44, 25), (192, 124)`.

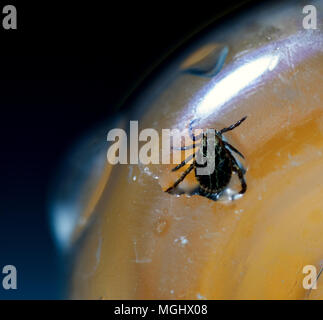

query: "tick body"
(166, 116), (247, 201)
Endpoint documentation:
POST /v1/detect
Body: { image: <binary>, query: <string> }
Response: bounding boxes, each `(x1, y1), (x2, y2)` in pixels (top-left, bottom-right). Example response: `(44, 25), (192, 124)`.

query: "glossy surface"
(51, 0), (323, 299)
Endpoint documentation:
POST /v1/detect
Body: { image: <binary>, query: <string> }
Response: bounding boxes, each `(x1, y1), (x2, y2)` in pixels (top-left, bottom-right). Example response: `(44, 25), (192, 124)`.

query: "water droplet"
(196, 293), (206, 300)
(144, 167), (150, 174)
(174, 236), (188, 247)
(154, 219), (168, 235)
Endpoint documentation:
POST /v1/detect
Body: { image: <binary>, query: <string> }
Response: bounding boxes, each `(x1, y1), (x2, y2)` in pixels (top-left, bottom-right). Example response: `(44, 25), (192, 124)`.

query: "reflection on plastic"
(197, 54), (279, 117)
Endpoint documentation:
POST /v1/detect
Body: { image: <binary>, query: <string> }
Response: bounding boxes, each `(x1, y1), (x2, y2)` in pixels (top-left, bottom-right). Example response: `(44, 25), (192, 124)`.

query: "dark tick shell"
(195, 135), (232, 199)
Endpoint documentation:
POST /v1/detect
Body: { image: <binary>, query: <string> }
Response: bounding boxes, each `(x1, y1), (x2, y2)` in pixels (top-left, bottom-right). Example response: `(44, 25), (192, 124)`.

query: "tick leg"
(219, 116), (247, 134)
(189, 120), (203, 142)
(166, 162), (195, 193)
(223, 141), (245, 159)
(197, 187), (221, 201)
(171, 153), (195, 171)
(232, 159), (247, 195)
(171, 143), (200, 151)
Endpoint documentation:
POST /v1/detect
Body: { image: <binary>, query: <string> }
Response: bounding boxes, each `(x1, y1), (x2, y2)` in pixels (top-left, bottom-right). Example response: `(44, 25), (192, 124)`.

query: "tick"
(165, 116), (247, 201)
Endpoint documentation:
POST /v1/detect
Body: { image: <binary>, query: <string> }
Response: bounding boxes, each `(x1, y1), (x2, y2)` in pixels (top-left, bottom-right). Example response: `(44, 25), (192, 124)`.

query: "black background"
(0, 0), (263, 299)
